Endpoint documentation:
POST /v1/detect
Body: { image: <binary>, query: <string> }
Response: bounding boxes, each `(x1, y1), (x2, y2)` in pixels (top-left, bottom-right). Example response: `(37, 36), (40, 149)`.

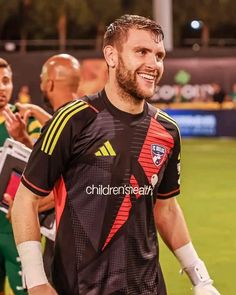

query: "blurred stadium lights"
(0, 39), (98, 52)
(153, 0), (173, 51)
(4, 42), (16, 52)
(190, 20), (202, 30)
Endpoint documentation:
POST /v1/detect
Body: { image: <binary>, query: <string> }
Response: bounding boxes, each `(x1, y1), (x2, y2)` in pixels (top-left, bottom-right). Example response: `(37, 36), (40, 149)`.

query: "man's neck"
(104, 83), (145, 115)
(52, 93), (75, 111)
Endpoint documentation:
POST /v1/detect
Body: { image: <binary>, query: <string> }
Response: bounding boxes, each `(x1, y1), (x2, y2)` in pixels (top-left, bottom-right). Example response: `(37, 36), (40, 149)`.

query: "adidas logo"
(95, 141), (116, 156)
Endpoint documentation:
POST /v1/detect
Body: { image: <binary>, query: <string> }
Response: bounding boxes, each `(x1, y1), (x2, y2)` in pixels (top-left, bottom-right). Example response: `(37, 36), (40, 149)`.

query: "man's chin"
(0, 103), (7, 111)
(137, 88), (155, 100)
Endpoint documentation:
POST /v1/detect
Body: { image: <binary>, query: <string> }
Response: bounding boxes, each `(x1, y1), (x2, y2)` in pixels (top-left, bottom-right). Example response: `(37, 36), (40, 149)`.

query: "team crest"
(151, 144), (166, 167)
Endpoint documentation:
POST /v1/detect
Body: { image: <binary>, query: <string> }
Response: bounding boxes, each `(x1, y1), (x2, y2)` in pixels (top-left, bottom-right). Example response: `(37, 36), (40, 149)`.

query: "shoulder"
(147, 103), (181, 140)
(82, 91), (105, 112)
(51, 98), (99, 126)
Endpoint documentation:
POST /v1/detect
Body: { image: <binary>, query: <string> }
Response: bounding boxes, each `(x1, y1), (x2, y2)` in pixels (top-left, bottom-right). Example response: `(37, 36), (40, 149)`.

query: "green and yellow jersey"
(0, 103), (41, 233)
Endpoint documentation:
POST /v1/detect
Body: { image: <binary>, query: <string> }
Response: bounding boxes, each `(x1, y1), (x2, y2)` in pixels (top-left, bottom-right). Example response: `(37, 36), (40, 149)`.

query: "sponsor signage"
(165, 109), (236, 137)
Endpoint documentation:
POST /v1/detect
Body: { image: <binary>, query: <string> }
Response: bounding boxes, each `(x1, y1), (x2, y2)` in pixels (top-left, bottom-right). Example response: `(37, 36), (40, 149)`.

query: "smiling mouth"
(138, 72), (157, 82)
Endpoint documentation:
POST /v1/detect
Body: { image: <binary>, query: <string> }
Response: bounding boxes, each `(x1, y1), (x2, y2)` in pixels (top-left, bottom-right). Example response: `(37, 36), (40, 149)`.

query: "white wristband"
(174, 242), (212, 286)
(174, 242), (199, 268)
(17, 241), (48, 289)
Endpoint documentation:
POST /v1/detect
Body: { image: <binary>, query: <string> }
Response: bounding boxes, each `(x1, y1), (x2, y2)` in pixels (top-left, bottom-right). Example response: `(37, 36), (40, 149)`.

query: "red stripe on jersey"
(130, 175), (141, 199)
(102, 194), (131, 250)
(158, 188), (180, 197)
(138, 118), (174, 182)
(87, 103), (99, 113)
(53, 176), (67, 230)
(22, 175), (51, 194)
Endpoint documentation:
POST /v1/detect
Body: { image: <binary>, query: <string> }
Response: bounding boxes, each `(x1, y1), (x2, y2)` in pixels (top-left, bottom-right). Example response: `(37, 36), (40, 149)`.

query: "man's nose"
(145, 55), (159, 70)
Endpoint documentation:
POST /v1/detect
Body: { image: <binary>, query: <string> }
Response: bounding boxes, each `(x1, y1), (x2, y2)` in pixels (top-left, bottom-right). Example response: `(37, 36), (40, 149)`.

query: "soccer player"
(0, 58), (41, 295)
(12, 15), (220, 295)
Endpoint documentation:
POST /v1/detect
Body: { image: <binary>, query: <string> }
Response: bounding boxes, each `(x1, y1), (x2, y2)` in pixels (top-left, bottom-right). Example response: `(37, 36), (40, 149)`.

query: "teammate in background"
(0, 58), (41, 295)
(12, 15), (220, 295)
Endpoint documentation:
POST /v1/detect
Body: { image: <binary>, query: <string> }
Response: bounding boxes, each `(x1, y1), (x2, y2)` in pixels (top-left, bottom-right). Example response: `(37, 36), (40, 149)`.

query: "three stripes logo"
(95, 141), (116, 156)
(41, 100), (89, 155)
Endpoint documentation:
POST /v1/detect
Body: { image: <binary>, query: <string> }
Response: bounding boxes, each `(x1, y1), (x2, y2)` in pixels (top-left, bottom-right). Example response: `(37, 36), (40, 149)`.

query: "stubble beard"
(42, 92), (53, 111)
(115, 56), (156, 103)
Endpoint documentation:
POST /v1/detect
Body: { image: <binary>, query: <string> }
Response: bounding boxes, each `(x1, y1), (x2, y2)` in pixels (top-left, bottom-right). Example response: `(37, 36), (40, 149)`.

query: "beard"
(115, 56), (156, 102)
(42, 92), (53, 114)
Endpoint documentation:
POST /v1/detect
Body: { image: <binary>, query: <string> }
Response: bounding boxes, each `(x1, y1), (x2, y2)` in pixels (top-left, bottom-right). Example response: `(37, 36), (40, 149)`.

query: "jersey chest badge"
(151, 144), (166, 167)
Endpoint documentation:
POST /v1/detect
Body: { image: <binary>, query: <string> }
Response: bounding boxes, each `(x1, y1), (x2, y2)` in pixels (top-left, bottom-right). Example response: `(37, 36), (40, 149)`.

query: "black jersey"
(22, 90), (181, 295)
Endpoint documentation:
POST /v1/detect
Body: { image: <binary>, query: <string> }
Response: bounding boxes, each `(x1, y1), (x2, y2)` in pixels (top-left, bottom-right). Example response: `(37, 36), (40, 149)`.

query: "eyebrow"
(133, 46), (166, 56)
(133, 46), (152, 52)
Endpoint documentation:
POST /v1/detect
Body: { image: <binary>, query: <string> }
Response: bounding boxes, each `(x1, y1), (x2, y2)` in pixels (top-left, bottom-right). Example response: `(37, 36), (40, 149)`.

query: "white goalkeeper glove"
(174, 242), (221, 295)
(193, 284), (221, 295)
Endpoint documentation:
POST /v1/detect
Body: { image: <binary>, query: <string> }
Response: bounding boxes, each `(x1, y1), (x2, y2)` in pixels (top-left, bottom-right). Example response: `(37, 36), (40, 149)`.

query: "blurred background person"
(17, 85), (31, 104)
(0, 57), (41, 295)
(226, 82), (236, 102)
(211, 82), (226, 104)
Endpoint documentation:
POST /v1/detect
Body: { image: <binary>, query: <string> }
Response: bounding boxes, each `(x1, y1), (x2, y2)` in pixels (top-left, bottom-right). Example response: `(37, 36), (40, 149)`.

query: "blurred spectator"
(77, 59), (107, 97)
(226, 83), (236, 102)
(211, 82), (226, 103)
(17, 85), (31, 104)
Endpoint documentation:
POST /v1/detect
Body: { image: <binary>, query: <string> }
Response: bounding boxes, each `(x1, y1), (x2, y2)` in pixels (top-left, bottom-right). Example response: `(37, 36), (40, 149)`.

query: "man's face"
(40, 64), (49, 98)
(40, 65), (52, 108)
(115, 28), (165, 101)
(0, 67), (13, 111)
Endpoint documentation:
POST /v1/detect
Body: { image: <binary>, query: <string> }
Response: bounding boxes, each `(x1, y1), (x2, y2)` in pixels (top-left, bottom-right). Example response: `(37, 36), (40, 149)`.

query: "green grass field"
(6, 138), (236, 294)
(160, 138), (236, 295)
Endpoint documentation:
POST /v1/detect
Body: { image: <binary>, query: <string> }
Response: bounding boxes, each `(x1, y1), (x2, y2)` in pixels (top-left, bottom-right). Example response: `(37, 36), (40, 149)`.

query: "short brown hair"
(103, 14), (164, 50)
(0, 58), (12, 73)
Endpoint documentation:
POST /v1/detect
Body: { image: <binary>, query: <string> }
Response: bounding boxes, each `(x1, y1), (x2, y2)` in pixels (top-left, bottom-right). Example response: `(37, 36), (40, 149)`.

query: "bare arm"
(12, 182), (41, 244)
(4, 191), (54, 222)
(16, 103), (52, 126)
(12, 183), (57, 294)
(154, 198), (221, 294)
(154, 197), (190, 251)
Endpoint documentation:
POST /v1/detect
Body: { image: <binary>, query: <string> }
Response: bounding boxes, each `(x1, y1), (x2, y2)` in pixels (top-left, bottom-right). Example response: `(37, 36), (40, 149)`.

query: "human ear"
(48, 79), (54, 92)
(103, 45), (118, 68)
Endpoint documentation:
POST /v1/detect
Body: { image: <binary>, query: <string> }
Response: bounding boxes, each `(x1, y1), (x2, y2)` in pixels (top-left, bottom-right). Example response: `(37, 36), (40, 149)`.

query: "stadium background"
(1, 0), (236, 294)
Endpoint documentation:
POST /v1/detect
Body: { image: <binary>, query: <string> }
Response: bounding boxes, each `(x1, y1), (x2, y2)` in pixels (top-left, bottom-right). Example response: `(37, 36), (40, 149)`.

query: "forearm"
(30, 105), (52, 125)
(12, 183), (41, 244)
(154, 198), (190, 251)
(12, 183), (50, 291)
(15, 132), (34, 149)
(154, 198), (221, 293)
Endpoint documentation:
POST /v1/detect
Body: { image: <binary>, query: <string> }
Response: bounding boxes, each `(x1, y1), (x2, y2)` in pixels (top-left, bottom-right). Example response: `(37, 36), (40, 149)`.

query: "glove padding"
(193, 283), (221, 295)
(183, 259), (221, 295)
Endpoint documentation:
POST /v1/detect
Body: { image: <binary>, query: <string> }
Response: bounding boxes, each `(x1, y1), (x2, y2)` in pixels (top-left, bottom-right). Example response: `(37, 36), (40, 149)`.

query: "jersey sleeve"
(22, 100), (90, 196)
(156, 123), (181, 199)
